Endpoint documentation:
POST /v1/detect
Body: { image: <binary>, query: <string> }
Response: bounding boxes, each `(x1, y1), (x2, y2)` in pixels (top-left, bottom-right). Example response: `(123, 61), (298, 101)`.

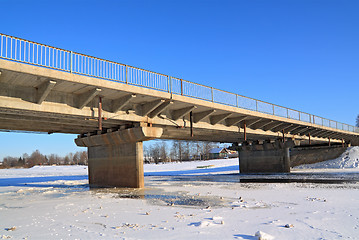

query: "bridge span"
(1, 33), (358, 188)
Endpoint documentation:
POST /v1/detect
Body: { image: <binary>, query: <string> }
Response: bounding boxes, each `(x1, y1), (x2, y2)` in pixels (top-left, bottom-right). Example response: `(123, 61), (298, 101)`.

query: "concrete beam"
(0, 112), (106, 129)
(193, 109), (216, 123)
(300, 128), (315, 136)
(112, 93), (136, 112)
(77, 88), (101, 109)
(263, 121), (285, 131)
(0, 118), (99, 134)
(244, 118), (265, 128)
(171, 106), (196, 120)
(251, 119), (273, 130)
(225, 116), (248, 127)
(148, 100), (173, 118)
(75, 126), (163, 147)
(139, 99), (165, 116)
(289, 127), (305, 135)
(210, 113), (232, 125)
(286, 125), (303, 133)
(36, 80), (56, 104)
(316, 131), (338, 138)
(290, 126), (309, 135)
(272, 123), (293, 132)
(329, 132), (344, 138)
(307, 129), (326, 137)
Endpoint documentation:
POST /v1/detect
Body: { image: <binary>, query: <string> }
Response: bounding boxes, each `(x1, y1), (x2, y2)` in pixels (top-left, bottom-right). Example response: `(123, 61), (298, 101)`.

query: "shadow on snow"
(144, 165), (239, 176)
(0, 175), (88, 188)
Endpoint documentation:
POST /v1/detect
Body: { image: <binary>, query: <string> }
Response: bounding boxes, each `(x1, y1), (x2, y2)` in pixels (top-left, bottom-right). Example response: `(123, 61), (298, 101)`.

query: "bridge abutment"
(75, 127), (163, 188)
(238, 140), (349, 173)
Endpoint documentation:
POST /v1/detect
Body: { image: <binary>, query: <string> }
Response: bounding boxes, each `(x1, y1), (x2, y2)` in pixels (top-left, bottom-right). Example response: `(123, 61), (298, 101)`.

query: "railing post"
(0, 35), (2, 57)
(256, 100), (258, 111)
(125, 65), (128, 84)
(181, 79), (183, 96)
(211, 87), (213, 102)
(70, 51), (73, 73)
(286, 108), (289, 118)
(169, 76), (172, 93)
(272, 105), (275, 115)
(167, 76), (170, 93)
(236, 94), (238, 107)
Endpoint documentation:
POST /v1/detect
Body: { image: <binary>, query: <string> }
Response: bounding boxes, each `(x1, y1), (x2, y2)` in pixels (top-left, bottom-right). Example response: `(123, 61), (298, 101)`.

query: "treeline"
(1, 150), (87, 169)
(1, 140), (223, 168)
(144, 140), (219, 163)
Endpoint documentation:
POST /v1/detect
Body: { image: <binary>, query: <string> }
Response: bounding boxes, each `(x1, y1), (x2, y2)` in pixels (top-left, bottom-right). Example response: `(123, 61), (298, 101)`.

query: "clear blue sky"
(1, 0), (358, 159)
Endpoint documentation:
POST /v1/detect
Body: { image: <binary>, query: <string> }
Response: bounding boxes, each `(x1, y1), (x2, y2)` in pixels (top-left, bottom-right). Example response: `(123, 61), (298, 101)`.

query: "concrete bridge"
(1, 34), (358, 188)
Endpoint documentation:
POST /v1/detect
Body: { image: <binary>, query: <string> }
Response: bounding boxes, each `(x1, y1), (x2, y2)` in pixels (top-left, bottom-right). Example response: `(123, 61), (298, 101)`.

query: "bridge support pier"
(239, 140), (294, 173)
(75, 127), (163, 188)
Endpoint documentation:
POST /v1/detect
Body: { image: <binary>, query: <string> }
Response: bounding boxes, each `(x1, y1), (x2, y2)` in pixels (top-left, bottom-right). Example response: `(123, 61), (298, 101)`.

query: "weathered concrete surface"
(290, 145), (347, 167)
(239, 140), (294, 173)
(75, 127), (162, 188)
(239, 140), (349, 173)
(75, 127), (163, 147)
(88, 142), (144, 188)
(240, 148), (290, 173)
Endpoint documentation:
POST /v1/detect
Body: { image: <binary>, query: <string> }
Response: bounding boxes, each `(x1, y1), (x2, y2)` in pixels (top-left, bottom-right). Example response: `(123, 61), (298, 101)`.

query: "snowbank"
(295, 146), (359, 169)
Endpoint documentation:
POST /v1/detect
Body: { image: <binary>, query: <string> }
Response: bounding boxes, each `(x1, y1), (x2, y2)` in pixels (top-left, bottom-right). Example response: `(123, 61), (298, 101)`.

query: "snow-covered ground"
(0, 148), (359, 239)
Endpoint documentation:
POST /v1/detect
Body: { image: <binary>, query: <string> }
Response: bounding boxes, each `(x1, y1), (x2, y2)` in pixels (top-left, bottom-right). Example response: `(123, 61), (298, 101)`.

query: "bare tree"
(149, 144), (160, 164)
(356, 114), (359, 127)
(201, 141), (217, 160)
(159, 141), (168, 162)
(183, 141), (194, 161)
(48, 154), (62, 165)
(2, 156), (18, 168)
(78, 151), (88, 165)
(73, 152), (80, 165)
(27, 150), (47, 167)
(171, 140), (185, 162)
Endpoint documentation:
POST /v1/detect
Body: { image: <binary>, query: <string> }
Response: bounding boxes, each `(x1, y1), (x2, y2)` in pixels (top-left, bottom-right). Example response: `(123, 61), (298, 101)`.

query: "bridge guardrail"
(1, 33), (358, 134)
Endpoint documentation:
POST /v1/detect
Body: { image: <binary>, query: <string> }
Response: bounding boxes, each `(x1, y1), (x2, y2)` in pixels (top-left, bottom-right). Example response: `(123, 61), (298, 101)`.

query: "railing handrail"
(0, 33), (358, 134)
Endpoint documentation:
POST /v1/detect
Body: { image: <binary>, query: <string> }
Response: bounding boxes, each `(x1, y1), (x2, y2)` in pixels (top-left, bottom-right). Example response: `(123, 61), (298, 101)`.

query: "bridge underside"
(1, 59), (358, 188)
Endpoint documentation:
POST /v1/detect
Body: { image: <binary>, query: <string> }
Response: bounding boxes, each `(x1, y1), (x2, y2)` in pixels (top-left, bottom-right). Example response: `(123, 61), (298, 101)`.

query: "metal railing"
(1, 33), (358, 134)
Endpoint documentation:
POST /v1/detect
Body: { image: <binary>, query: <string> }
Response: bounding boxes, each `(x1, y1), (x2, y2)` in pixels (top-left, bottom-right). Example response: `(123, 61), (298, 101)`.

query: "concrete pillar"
(75, 126), (163, 188)
(239, 139), (294, 173)
(87, 142), (144, 188)
(239, 148), (290, 173)
(284, 147), (290, 172)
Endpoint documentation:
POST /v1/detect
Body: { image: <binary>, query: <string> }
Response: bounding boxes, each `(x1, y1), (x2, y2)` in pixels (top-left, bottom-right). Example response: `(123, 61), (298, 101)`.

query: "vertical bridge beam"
(36, 80), (56, 104)
(75, 127), (163, 188)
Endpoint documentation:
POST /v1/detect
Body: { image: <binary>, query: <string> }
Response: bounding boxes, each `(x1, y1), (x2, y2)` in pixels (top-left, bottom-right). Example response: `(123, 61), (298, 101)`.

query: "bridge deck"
(0, 34), (358, 145)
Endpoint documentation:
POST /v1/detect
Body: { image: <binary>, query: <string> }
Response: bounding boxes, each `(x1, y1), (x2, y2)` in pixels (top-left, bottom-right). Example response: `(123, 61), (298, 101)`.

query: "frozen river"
(1, 148), (359, 239)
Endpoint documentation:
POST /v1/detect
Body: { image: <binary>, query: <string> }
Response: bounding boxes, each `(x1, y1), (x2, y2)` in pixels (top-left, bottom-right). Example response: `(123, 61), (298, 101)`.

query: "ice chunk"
(255, 231), (275, 240)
